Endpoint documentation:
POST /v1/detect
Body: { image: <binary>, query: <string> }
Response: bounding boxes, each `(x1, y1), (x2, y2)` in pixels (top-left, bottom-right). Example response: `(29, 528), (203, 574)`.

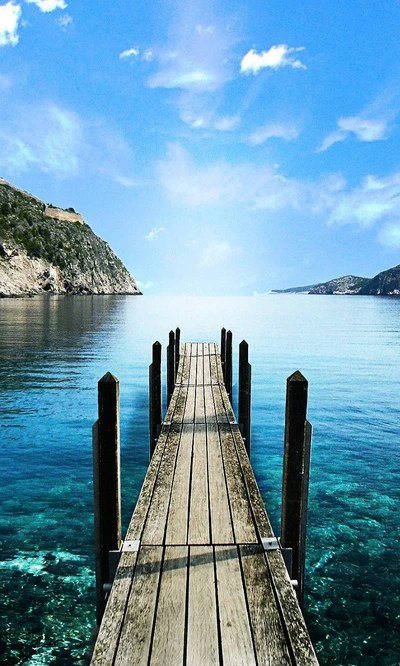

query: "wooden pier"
(90, 335), (319, 665)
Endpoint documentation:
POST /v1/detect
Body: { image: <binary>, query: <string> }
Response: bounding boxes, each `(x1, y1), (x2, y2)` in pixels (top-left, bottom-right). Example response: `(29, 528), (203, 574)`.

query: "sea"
(0, 294), (399, 666)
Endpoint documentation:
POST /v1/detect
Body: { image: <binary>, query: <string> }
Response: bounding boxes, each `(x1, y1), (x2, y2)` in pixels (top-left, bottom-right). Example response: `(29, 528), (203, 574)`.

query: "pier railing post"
(280, 371), (312, 609)
(93, 372), (121, 625)
(225, 330), (233, 400)
(175, 327), (181, 380)
(149, 341), (162, 458)
(238, 340), (251, 456)
(220, 327), (226, 381)
(167, 330), (175, 406)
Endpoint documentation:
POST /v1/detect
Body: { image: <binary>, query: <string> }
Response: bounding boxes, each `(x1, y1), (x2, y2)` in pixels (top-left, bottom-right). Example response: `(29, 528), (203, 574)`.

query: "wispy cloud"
(379, 223), (400, 248)
(159, 143), (400, 246)
(25, 0), (67, 12)
(214, 115), (240, 131)
(145, 226), (166, 241)
(0, 72), (11, 89)
(0, 102), (81, 176)
(318, 115), (389, 152)
(248, 122), (300, 145)
(57, 12), (72, 29)
(119, 47), (139, 60)
(240, 45), (306, 75)
(0, 2), (21, 47)
(199, 240), (235, 267)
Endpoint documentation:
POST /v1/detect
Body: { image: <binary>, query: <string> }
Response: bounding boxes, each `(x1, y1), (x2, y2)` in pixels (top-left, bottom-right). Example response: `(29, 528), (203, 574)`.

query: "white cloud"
(248, 122), (299, 145)
(57, 12), (71, 29)
(145, 227), (166, 241)
(0, 102), (81, 176)
(214, 115), (240, 131)
(318, 115), (389, 152)
(0, 2), (21, 47)
(0, 72), (11, 88)
(327, 173), (400, 227)
(199, 240), (235, 267)
(378, 223), (400, 248)
(114, 174), (143, 187)
(159, 143), (400, 247)
(240, 45), (306, 75)
(119, 47), (139, 60)
(25, 0), (67, 12)
(142, 49), (154, 62)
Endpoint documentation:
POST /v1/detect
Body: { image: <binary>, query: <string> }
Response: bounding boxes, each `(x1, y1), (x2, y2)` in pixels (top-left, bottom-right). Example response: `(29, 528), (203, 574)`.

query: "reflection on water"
(0, 294), (399, 665)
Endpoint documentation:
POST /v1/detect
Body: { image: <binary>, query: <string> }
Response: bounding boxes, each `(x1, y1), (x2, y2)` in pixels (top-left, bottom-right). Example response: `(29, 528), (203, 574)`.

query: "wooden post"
(280, 371), (312, 609)
(238, 340), (251, 456)
(220, 327), (226, 381)
(149, 341), (162, 458)
(93, 372), (121, 625)
(225, 330), (232, 400)
(175, 327), (181, 380)
(167, 330), (175, 406)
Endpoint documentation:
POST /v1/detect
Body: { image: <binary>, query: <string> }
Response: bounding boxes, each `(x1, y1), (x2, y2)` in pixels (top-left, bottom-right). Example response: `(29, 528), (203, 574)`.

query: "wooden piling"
(175, 328), (181, 380)
(149, 341), (162, 458)
(225, 330), (232, 400)
(238, 340), (251, 456)
(220, 327), (226, 380)
(92, 372), (121, 625)
(280, 371), (312, 609)
(167, 330), (175, 406)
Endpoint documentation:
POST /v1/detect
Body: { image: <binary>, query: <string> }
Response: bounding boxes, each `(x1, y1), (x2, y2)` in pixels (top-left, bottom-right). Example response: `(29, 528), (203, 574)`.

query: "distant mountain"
(0, 179), (141, 297)
(272, 267), (400, 296)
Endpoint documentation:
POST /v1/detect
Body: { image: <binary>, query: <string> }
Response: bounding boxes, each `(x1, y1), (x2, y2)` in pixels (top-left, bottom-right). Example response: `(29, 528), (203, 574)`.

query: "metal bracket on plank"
(262, 537), (279, 551)
(122, 540), (140, 553)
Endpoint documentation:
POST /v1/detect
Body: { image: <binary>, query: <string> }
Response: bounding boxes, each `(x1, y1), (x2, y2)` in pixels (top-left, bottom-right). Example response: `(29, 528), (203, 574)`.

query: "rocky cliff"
(0, 179), (141, 297)
(272, 267), (400, 296)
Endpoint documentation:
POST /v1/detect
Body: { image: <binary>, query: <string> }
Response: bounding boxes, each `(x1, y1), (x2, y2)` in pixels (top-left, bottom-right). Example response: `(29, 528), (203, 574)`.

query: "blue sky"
(1, 0), (400, 294)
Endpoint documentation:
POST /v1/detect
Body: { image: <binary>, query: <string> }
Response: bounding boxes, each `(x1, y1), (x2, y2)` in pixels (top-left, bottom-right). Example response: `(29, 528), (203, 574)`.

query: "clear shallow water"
(0, 294), (399, 665)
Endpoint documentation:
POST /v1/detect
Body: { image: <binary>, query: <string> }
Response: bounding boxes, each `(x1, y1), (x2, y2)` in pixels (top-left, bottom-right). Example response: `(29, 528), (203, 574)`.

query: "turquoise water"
(0, 294), (399, 665)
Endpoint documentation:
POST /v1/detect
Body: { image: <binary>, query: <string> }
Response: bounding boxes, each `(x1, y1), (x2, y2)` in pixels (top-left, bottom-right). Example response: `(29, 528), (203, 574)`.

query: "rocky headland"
(0, 179), (141, 297)
(272, 266), (400, 296)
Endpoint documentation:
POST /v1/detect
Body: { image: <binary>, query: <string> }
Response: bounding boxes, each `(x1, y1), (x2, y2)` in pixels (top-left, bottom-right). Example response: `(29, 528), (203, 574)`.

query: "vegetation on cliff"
(0, 180), (141, 296)
(272, 268), (400, 296)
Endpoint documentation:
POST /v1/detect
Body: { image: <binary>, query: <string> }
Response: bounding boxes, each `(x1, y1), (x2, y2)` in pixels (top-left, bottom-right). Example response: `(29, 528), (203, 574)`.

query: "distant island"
(271, 266), (400, 296)
(0, 179), (141, 297)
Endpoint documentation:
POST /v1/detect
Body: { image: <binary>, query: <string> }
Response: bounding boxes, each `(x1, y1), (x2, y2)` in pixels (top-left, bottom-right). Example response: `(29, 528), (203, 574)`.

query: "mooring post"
(92, 372), (121, 625)
(238, 340), (251, 456)
(280, 371), (312, 609)
(167, 330), (175, 406)
(220, 327), (226, 381)
(149, 341), (162, 458)
(175, 327), (181, 380)
(225, 330), (233, 400)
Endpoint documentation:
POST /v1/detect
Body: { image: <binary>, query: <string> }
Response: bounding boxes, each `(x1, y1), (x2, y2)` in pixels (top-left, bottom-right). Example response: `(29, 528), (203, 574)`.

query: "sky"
(1, 0), (400, 294)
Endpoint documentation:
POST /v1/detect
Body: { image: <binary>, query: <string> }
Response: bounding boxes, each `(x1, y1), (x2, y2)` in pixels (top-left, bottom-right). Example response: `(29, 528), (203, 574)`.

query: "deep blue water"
(0, 294), (399, 665)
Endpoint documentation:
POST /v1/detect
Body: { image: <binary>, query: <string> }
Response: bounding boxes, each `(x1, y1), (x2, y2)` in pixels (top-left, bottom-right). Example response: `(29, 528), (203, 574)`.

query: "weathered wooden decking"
(91, 343), (319, 665)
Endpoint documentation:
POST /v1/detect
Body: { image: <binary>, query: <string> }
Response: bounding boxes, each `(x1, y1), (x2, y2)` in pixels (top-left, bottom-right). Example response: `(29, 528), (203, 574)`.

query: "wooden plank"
(218, 424), (257, 544)
(166, 424), (194, 544)
(195, 384), (206, 423)
(265, 550), (319, 665)
(215, 545), (256, 666)
(229, 425), (319, 664)
(90, 550), (138, 665)
(187, 546), (219, 666)
(125, 425), (171, 541)
(188, 425), (210, 544)
(189, 344), (198, 385)
(207, 424), (234, 544)
(184, 385), (196, 423)
(115, 546), (162, 666)
(203, 346), (212, 385)
(176, 344), (190, 385)
(196, 346), (204, 386)
(212, 385), (229, 423)
(150, 546), (188, 666)
(209, 352), (219, 385)
(204, 385), (217, 423)
(239, 545), (291, 666)
(141, 424), (182, 544)
(215, 352), (225, 385)
(219, 384), (236, 423)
